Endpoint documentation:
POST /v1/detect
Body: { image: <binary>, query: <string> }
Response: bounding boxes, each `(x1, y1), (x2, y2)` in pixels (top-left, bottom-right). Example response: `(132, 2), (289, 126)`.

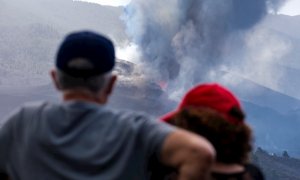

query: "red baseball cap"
(161, 83), (244, 124)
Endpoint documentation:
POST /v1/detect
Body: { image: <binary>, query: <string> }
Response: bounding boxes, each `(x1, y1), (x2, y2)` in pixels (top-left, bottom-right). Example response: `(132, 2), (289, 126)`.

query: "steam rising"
(123, 0), (287, 98)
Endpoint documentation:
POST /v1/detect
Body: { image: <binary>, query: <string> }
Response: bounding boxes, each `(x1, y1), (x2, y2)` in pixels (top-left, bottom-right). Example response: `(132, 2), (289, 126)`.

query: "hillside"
(253, 148), (300, 180)
(0, 0), (125, 87)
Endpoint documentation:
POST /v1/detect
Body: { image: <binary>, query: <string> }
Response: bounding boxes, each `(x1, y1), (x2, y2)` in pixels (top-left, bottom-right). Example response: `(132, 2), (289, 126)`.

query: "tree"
(282, 150), (290, 158)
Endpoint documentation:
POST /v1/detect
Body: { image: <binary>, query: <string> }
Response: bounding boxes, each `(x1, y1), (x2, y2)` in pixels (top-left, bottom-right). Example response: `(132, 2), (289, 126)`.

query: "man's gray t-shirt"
(0, 101), (174, 180)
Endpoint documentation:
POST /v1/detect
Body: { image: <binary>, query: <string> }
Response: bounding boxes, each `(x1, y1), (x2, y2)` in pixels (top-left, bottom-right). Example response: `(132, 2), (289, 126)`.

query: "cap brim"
(160, 111), (177, 122)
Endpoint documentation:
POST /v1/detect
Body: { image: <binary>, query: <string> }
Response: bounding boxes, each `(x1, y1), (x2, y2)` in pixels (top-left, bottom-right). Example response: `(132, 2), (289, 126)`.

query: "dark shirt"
(210, 164), (265, 180)
(150, 163), (264, 180)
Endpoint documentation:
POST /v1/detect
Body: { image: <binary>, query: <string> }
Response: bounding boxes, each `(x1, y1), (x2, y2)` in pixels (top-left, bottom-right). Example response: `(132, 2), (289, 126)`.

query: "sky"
(76, 0), (130, 6)
(279, 0), (300, 15)
(78, 0), (300, 16)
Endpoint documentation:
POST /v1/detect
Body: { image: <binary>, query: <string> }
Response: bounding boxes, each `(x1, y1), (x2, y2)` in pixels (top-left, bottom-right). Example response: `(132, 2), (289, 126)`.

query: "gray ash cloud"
(123, 0), (287, 96)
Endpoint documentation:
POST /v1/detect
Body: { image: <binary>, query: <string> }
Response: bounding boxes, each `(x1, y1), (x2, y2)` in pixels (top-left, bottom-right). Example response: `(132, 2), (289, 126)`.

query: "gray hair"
(56, 69), (112, 93)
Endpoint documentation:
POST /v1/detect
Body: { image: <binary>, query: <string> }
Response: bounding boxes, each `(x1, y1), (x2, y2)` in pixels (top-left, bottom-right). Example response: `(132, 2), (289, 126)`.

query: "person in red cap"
(151, 83), (264, 180)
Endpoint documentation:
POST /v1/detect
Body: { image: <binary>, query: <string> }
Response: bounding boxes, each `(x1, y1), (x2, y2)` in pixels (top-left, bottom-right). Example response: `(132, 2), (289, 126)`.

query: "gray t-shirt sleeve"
(137, 115), (175, 161)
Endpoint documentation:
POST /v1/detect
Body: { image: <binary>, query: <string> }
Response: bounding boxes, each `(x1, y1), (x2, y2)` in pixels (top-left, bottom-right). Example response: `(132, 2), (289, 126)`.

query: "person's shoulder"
(115, 110), (157, 125)
(20, 101), (53, 114)
(3, 101), (45, 119)
(0, 101), (51, 132)
(4, 101), (54, 123)
(108, 108), (152, 122)
(104, 107), (172, 130)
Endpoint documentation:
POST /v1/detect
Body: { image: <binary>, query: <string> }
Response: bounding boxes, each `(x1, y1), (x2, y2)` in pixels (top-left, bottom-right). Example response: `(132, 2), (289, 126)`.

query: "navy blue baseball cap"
(56, 31), (115, 78)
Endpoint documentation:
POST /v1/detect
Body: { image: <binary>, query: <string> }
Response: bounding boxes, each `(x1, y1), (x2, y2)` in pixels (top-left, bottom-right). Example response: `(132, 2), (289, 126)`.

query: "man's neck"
(62, 90), (106, 104)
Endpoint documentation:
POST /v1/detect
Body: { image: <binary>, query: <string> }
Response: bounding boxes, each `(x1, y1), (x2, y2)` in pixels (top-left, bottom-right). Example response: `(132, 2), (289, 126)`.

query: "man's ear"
(50, 69), (61, 90)
(104, 75), (117, 96)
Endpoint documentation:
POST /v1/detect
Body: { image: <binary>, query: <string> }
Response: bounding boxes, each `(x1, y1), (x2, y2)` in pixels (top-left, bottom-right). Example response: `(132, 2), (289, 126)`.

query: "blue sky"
(78, 0), (300, 16)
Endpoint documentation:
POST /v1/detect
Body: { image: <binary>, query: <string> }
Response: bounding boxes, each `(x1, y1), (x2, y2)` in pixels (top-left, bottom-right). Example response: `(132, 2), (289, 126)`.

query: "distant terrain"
(0, 0), (126, 87)
(253, 147), (300, 180)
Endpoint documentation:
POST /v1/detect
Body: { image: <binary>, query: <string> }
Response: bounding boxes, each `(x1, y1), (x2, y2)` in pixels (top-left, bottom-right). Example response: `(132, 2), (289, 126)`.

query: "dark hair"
(169, 107), (252, 164)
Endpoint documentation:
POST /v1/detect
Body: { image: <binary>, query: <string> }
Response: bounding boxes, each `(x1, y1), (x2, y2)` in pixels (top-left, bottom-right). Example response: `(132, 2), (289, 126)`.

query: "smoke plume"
(123, 0), (287, 98)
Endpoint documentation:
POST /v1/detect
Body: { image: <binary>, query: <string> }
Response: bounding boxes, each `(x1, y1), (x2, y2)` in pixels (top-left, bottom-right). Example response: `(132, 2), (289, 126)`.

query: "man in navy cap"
(0, 31), (215, 180)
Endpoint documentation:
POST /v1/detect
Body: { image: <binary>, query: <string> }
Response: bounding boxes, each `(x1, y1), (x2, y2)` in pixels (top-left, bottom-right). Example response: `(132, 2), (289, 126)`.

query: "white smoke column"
(116, 43), (141, 64)
(123, 0), (287, 99)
